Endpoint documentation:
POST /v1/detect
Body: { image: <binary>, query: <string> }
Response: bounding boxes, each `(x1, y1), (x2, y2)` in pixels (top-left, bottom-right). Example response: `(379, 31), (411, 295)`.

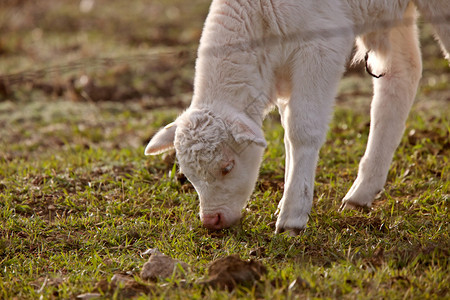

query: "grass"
(0, 0), (449, 299)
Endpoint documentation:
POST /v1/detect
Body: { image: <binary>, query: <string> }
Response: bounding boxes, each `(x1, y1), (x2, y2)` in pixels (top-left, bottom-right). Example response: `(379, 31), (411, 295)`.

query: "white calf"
(145, 0), (450, 234)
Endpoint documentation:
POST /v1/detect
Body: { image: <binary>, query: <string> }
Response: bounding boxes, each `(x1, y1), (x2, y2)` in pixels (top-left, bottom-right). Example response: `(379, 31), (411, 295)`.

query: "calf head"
(145, 108), (266, 230)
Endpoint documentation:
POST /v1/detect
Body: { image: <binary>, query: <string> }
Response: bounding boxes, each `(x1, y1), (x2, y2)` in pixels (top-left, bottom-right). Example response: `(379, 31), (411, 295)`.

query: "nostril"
(215, 213), (222, 225)
(202, 213), (223, 229)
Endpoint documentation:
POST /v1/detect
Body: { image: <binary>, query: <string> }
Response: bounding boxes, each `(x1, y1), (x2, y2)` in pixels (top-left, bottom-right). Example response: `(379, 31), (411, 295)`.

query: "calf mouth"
(200, 211), (241, 230)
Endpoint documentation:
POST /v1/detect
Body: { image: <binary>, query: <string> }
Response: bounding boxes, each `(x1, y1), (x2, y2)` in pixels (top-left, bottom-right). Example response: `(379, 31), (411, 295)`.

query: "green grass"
(0, 1), (449, 299)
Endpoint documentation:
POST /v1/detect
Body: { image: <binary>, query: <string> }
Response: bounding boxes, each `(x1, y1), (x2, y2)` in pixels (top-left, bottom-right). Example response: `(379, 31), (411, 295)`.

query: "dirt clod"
(140, 250), (189, 281)
(201, 255), (267, 290)
(94, 273), (152, 298)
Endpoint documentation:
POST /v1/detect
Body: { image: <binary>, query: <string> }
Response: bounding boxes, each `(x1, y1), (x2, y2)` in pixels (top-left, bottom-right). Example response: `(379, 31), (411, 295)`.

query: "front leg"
(276, 93), (337, 234)
(275, 42), (350, 234)
(275, 121), (320, 234)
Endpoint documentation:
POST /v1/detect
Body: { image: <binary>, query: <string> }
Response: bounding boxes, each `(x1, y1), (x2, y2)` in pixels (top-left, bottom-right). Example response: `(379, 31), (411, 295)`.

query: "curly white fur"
(174, 109), (228, 181)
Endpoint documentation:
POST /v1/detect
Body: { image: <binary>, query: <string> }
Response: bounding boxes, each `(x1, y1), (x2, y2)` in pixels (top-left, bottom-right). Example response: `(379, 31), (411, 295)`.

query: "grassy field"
(0, 0), (449, 299)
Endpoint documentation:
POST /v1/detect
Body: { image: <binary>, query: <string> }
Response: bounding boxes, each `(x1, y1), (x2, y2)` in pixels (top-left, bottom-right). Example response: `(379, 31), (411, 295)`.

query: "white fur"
(146, 0), (450, 233)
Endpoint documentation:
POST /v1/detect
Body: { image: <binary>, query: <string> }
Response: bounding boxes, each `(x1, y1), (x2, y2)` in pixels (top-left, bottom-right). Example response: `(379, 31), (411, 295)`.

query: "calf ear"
(229, 118), (267, 148)
(144, 122), (177, 155)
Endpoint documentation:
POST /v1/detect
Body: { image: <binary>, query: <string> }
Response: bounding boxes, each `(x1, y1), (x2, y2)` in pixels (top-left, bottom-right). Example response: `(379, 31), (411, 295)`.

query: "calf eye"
(221, 160), (235, 176)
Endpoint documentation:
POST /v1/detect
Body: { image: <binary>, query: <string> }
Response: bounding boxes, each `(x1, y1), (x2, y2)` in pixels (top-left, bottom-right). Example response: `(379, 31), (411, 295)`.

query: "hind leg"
(341, 5), (422, 209)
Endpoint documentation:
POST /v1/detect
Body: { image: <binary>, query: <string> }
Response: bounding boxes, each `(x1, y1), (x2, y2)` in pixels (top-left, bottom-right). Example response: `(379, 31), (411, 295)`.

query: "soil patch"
(201, 255), (267, 290)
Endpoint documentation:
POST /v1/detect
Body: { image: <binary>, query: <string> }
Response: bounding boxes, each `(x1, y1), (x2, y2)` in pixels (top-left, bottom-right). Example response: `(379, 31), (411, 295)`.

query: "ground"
(0, 0), (449, 299)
